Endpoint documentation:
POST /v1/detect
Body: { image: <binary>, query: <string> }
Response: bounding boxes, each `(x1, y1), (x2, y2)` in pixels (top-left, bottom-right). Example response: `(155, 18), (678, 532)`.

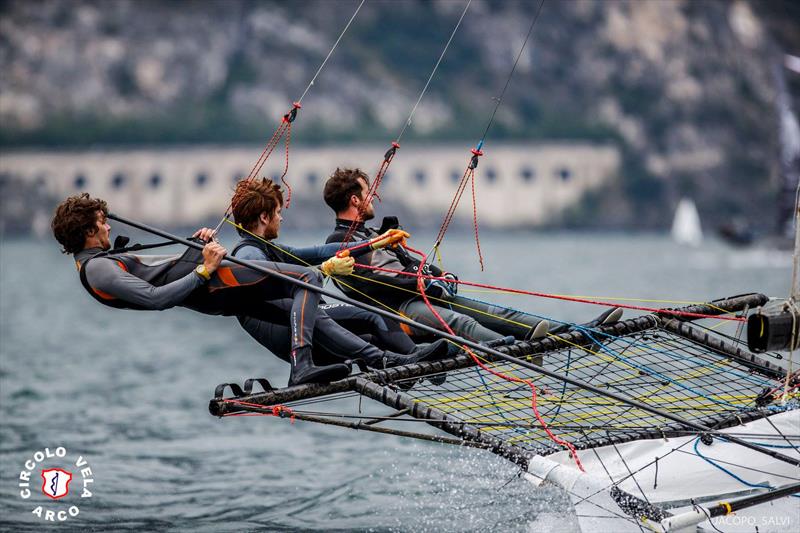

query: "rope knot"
(271, 404), (294, 419)
(469, 148), (483, 170)
(384, 142), (400, 162)
(283, 103), (301, 123)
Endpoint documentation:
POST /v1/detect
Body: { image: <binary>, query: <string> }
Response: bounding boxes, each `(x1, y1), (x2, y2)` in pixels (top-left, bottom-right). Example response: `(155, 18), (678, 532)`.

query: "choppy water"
(0, 229), (792, 531)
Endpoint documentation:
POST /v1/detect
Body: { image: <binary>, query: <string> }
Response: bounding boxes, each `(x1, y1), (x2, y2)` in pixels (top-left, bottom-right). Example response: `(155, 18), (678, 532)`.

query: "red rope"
(226, 102), (300, 219)
(469, 167), (485, 270)
(338, 142), (399, 250)
(403, 244), (584, 470)
(435, 167), (471, 245)
(221, 399), (296, 423)
(433, 149), (485, 270)
(348, 261), (747, 322)
(248, 121), (287, 181)
(279, 118), (293, 208)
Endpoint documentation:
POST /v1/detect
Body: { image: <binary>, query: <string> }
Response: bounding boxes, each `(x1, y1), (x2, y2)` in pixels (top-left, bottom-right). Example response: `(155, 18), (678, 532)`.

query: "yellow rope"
(220, 218), (757, 424)
(222, 218), (741, 341)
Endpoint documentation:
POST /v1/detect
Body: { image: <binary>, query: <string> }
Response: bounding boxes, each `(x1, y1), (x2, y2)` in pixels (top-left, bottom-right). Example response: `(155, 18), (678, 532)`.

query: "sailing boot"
(582, 307), (623, 329)
(564, 307), (623, 354)
(549, 307), (624, 335)
(288, 346), (351, 387)
(524, 320), (551, 341)
(375, 338), (450, 369)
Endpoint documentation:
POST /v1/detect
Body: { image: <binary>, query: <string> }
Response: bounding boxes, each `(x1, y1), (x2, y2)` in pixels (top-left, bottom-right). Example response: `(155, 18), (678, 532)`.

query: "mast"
(792, 186), (800, 301)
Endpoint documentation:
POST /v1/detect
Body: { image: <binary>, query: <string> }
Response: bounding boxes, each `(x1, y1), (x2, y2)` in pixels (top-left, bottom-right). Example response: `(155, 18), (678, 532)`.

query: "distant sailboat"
(671, 198), (702, 246)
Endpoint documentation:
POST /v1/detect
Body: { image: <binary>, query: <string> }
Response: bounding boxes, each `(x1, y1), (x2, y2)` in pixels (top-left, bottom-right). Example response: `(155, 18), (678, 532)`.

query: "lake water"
(0, 229), (793, 531)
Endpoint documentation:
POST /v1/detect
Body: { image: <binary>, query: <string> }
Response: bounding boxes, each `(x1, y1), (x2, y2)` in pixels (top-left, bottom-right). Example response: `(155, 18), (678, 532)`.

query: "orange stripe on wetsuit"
(208, 264), (310, 291)
(85, 260), (128, 300)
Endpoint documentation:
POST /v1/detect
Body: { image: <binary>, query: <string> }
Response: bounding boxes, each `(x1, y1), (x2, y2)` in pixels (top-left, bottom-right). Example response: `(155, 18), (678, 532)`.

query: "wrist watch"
(194, 264), (211, 281)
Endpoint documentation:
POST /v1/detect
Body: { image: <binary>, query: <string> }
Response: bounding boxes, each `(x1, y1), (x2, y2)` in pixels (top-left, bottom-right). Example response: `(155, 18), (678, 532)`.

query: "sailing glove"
(371, 229), (410, 250)
(321, 255), (355, 276)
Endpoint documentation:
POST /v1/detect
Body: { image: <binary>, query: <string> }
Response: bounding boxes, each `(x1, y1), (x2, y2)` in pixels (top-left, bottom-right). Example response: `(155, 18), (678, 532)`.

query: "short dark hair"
(323, 168), (370, 213)
(51, 193), (108, 254)
(231, 178), (283, 236)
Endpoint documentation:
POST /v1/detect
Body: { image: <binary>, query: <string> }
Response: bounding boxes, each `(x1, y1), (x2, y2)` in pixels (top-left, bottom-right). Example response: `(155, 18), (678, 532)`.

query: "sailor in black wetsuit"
(52, 193), (443, 387)
(322, 168), (623, 342)
(228, 178), (448, 367)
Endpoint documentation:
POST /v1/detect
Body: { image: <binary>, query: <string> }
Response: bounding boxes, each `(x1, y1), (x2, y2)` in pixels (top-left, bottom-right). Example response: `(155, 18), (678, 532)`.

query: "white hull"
(526, 409), (800, 532)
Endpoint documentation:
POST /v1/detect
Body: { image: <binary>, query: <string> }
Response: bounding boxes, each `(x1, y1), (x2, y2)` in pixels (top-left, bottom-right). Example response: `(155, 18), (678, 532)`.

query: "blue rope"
(693, 437), (800, 497)
(448, 294), (788, 448)
(457, 294), (780, 392)
(471, 366), (534, 441)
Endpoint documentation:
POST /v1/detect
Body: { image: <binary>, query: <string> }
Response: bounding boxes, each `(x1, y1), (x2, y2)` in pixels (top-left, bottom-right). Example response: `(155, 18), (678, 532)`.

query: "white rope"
(297, 0), (366, 104)
(395, 0), (472, 142)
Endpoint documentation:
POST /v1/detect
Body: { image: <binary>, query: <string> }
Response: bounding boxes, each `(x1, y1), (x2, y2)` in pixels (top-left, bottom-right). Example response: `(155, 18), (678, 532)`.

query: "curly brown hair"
(231, 178), (283, 236)
(51, 193), (108, 254)
(323, 168), (370, 213)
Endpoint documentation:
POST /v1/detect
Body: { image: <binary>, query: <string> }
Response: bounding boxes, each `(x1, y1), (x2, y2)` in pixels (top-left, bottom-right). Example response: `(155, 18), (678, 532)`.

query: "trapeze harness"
(326, 217), (444, 308)
(75, 238), (294, 315)
(76, 242), (204, 311)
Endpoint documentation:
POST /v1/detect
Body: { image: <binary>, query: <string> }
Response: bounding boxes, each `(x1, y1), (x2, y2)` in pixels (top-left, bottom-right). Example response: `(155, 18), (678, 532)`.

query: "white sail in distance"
(671, 198), (703, 246)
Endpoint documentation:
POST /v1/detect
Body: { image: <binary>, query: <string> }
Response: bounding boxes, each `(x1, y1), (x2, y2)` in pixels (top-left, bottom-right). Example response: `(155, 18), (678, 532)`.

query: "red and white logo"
(40, 468), (73, 500)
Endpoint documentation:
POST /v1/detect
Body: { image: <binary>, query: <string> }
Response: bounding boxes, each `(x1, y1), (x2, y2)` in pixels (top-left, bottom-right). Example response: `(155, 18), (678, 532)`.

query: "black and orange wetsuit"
(232, 237), (417, 362)
(74, 246), (325, 355)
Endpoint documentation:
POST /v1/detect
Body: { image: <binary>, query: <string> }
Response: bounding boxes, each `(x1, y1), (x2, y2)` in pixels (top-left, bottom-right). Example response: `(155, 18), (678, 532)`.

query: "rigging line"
(405, 244), (585, 470)
(453, 294), (773, 387)
(256, 401), (791, 438)
(478, 0), (545, 146)
(762, 412), (800, 453)
(608, 432), (653, 506)
(572, 407), (800, 508)
(337, 0), (473, 248)
(395, 0), (472, 143)
(692, 437), (800, 498)
(350, 261), (748, 322)
(426, 0), (544, 266)
(459, 289), (735, 313)
(114, 214), (800, 468)
(330, 260), (766, 406)
(216, 0), (365, 226)
(296, 0), (366, 105)
(560, 328), (776, 406)
(337, 267), (769, 396)
(673, 446), (800, 482)
(573, 436), (700, 508)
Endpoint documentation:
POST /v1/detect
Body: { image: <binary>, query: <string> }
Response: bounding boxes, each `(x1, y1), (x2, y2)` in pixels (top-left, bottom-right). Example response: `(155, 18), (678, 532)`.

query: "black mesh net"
(386, 325), (786, 455)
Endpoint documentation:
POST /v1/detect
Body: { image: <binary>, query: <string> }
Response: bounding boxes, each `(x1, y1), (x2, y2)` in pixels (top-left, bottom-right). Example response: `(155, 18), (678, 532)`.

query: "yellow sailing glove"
(320, 255), (355, 276)
(371, 229), (410, 250)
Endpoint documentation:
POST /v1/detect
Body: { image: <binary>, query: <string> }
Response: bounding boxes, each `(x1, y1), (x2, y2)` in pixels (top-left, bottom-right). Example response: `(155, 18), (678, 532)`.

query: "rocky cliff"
(2, 0), (798, 231)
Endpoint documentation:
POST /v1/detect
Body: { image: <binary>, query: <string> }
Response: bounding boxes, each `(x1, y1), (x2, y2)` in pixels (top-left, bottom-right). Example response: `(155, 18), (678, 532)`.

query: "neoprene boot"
(375, 338), (450, 368)
(550, 307), (623, 335)
(288, 346), (351, 386)
(524, 320), (551, 341)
